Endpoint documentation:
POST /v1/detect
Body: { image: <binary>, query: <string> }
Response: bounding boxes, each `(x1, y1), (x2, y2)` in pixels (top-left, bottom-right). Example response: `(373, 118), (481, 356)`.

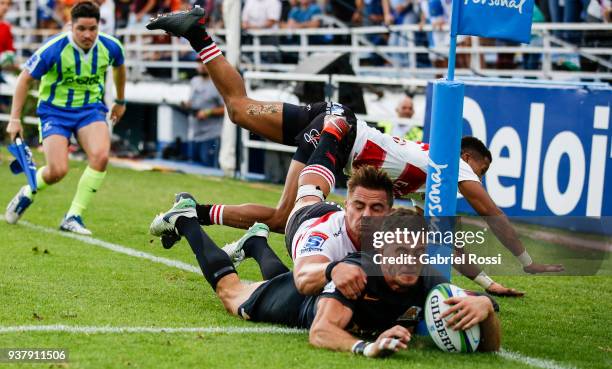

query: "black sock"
(307, 132), (340, 172)
(196, 204), (212, 225)
(185, 22), (213, 52)
(242, 236), (289, 280)
(175, 216), (235, 290)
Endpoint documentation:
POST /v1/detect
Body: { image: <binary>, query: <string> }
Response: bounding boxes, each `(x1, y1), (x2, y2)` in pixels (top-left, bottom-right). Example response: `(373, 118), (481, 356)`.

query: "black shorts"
(284, 202), (344, 256)
(281, 102), (329, 146)
(237, 272), (307, 328)
(282, 102), (356, 170)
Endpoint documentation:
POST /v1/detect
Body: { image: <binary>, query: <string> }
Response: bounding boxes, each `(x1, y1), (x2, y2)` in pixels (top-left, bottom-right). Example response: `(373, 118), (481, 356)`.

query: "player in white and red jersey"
(347, 120), (480, 198)
(284, 163), (395, 297)
(289, 207), (352, 261)
(146, 8), (564, 297)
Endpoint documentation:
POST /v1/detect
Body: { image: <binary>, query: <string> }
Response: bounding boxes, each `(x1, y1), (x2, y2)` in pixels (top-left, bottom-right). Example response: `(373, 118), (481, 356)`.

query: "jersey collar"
(343, 217), (361, 251)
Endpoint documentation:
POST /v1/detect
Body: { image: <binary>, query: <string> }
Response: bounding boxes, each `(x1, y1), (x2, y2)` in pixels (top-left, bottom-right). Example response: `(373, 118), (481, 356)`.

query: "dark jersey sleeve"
(316, 252), (367, 310)
(318, 280), (356, 310)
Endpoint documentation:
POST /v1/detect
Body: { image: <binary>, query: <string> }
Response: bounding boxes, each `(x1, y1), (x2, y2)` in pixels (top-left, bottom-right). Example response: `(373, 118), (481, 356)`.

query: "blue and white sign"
(424, 81), (612, 218)
(454, 0), (535, 43)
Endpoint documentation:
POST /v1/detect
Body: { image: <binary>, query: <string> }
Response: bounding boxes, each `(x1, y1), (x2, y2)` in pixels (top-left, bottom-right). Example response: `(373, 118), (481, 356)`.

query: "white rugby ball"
(424, 283), (481, 353)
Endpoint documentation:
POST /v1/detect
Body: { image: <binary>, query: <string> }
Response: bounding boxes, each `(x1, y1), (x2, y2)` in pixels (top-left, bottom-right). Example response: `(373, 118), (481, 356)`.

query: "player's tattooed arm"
(246, 103), (282, 116)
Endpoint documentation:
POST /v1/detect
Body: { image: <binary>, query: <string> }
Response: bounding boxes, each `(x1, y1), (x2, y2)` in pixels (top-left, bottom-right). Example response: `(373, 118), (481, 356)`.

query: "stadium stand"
(1, 0), (611, 178)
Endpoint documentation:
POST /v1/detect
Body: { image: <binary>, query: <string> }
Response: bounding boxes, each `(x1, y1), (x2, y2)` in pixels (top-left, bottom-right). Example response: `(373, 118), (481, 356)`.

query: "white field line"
(20, 221), (201, 274)
(0, 325), (579, 369)
(13, 221), (579, 369)
(499, 349), (578, 369)
(0, 325), (306, 335)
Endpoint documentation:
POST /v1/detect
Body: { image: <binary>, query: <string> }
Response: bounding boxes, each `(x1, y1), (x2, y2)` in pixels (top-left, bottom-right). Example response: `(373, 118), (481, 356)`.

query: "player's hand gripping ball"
(425, 283), (481, 353)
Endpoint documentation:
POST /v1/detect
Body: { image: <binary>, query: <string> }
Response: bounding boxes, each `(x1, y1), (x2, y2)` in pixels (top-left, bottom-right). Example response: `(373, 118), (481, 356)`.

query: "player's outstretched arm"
(453, 247), (525, 297)
(459, 180), (564, 274)
(6, 69), (33, 140)
(309, 297), (410, 357)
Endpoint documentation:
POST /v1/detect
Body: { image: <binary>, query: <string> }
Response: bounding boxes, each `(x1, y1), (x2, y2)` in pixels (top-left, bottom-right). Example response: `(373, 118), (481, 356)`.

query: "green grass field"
(0, 155), (610, 369)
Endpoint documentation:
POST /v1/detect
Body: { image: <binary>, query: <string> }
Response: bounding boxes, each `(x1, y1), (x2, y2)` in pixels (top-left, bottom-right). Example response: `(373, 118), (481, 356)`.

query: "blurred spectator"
(128, 0), (169, 29)
(95, 0), (116, 34)
(581, 0), (611, 71)
(37, 0), (61, 28)
(170, 0), (183, 11)
(242, 0), (282, 63)
(523, 4), (546, 70)
(388, 0), (420, 66)
(242, 0), (282, 29)
(396, 94), (414, 119)
(426, 0), (470, 70)
(586, 0), (612, 22)
(115, 0), (130, 29)
(279, 0), (320, 63)
(547, 0), (583, 69)
(363, 0), (392, 25)
(396, 94), (423, 141)
(378, 93), (419, 139)
(361, 0), (391, 64)
(390, 0), (419, 27)
(284, 0), (322, 28)
(0, 0), (15, 112)
(189, 0), (221, 24)
(182, 64), (225, 167)
(281, 0), (294, 22)
(0, 0), (14, 62)
(328, 0), (363, 25)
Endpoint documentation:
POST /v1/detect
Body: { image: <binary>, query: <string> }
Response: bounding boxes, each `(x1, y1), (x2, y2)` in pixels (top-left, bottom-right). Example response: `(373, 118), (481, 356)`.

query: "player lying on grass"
(146, 7), (563, 288)
(150, 191), (501, 356)
(151, 126), (499, 307)
(5, 1), (126, 235)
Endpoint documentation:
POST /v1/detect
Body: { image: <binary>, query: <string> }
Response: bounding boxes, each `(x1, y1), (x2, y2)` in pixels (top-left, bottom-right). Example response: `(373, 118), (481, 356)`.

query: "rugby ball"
(424, 283), (480, 353)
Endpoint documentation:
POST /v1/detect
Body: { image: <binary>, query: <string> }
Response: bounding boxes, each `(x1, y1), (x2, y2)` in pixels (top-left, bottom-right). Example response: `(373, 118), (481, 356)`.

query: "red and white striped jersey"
(291, 210), (356, 262)
(346, 120), (480, 198)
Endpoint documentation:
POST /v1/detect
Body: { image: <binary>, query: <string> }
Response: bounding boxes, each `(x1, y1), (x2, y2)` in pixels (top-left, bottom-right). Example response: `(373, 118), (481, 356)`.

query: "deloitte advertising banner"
(423, 81), (612, 223)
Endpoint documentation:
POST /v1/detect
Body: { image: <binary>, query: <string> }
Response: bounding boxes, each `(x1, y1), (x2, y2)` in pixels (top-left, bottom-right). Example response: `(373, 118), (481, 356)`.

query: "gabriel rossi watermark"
(371, 227), (502, 266)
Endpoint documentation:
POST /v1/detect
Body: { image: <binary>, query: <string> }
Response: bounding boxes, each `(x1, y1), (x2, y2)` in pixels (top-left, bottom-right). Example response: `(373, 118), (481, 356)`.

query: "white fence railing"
(239, 71), (425, 178)
(9, 23), (612, 82)
(5, 22), (611, 175)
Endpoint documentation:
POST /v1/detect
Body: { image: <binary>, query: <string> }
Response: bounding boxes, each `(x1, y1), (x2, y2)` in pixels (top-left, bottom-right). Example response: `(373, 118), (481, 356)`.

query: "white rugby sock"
(299, 164), (335, 190)
(198, 43), (222, 64)
(209, 204), (225, 225)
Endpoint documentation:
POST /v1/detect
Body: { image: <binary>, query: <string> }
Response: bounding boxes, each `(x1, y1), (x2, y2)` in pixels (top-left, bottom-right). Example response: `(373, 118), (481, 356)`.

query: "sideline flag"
(8, 138), (38, 193)
(453, 0), (536, 43)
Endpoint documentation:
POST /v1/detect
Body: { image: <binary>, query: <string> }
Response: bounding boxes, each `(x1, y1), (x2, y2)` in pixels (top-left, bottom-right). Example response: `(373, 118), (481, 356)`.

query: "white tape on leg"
(296, 184), (324, 202)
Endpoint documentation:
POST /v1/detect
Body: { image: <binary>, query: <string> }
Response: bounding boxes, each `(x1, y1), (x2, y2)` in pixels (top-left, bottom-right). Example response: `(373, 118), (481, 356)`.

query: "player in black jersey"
(158, 205), (501, 357)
